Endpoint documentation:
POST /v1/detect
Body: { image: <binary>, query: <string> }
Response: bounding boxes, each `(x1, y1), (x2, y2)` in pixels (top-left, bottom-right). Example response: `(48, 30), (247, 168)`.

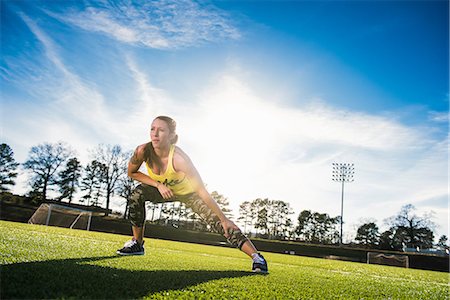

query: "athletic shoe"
(252, 253), (268, 274)
(116, 239), (145, 256)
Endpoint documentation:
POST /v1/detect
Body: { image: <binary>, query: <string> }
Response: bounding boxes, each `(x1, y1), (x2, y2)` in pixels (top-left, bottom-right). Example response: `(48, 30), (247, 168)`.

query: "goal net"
(367, 252), (409, 268)
(28, 203), (92, 231)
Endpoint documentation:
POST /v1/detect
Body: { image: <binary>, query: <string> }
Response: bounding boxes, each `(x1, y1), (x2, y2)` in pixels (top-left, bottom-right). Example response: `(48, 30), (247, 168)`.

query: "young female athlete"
(117, 116), (268, 273)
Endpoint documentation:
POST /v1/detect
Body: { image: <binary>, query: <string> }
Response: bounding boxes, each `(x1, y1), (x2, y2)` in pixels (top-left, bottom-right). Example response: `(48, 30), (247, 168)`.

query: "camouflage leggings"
(129, 184), (249, 249)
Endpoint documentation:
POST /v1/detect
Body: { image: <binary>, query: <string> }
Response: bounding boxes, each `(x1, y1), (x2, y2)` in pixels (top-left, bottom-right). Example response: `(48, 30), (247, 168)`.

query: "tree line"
(2, 142), (131, 215)
(1, 142), (447, 250)
(354, 204), (448, 250)
(239, 198), (295, 239)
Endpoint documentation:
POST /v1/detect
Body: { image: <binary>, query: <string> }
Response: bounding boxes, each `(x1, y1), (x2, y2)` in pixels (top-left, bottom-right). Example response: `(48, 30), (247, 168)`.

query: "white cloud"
(428, 111), (449, 123)
(124, 55), (171, 116)
(46, 0), (240, 49)
(6, 12), (134, 163)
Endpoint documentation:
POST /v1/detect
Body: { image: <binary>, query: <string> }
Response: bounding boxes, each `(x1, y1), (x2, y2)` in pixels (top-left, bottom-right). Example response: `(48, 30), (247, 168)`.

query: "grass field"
(0, 220), (448, 299)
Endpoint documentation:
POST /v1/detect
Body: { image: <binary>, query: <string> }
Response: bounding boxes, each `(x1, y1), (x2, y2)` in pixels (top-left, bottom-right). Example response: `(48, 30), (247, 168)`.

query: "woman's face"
(150, 118), (173, 148)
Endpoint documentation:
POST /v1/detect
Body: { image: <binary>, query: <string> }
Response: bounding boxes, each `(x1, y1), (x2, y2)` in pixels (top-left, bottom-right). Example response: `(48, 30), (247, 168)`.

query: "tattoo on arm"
(130, 150), (140, 165)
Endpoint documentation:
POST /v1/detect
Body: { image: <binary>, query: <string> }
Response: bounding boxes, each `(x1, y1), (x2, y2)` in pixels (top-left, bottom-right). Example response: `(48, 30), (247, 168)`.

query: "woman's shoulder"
(173, 145), (189, 160)
(135, 143), (150, 156)
(172, 146), (193, 171)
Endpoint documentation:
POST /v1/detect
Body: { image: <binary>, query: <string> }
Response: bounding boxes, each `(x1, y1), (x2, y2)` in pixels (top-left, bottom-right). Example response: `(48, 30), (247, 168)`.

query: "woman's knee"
(129, 185), (146, 227)
(130, 184), (146, 202)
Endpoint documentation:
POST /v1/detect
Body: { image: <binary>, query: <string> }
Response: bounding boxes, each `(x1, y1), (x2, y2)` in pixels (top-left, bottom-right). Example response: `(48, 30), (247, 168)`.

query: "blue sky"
(1, 0), (448, 242)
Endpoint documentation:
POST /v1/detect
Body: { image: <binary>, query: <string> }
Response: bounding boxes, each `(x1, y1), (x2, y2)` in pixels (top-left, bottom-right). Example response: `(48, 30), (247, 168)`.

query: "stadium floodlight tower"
(332, 162), (355, 245)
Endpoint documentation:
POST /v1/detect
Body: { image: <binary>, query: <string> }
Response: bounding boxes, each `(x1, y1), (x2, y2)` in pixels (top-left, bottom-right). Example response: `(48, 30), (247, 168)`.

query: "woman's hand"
(156, 182), (173, 200)
(220, 219), (239, 238)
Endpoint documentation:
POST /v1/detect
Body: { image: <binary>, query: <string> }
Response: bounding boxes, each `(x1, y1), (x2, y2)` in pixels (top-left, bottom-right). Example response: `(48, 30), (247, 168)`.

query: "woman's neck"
(153, 143), (171, 158)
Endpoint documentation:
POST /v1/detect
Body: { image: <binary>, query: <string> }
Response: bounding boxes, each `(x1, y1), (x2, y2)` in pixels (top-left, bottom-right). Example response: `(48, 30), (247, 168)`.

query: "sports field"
(0, 220), (448, 299)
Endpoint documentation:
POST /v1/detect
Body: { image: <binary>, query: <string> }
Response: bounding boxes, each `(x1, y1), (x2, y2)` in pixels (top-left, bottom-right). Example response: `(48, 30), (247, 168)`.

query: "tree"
(295, 210), (340, 244)
(57, 157), (82, 203)
(117, 175), (138, 219)
(146, 202), (159, 222)
(355, 222), (380, 248)
(238, 198), (293, 239)
(267, 200), (293, 239)
(91, 144), (128, 215)
(255, 207), (269, 235)
(295, 210), (312, 240)
(177, 202), (190, 227)
(160, 202), (173, 225)
(251, 198), (271, 235)
(412, 227), (434, 249)
(378, 229), (395, 250)
(23, 142), (73, 202)
(385, 204), (435, 249)
(0, 143), (20, 192)
(238, 201), (254, 234)
(211, 191), (233, 220)
(391, 226), (412, 250)
(437, 235), (448, 247)
(80, 160), (106, 206)
(282, 218), (295, 240)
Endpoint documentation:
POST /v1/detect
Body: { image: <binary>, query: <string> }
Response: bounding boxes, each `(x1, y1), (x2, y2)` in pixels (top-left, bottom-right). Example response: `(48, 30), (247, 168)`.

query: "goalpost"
(367, 252), (409, 268)
(28, 203), (92, 231)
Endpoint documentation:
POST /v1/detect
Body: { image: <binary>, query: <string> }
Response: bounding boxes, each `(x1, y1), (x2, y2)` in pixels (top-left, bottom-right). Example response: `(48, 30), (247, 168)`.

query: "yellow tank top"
(145, 144), (195, 196)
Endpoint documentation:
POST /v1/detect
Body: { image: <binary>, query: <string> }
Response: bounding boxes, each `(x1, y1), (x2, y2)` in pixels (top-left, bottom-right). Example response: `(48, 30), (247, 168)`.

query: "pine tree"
(253, 198), (269, 235)
(211, 191), (233, 219)
(58, 157), (82, 203)
(0, 143), (20, 192)
(238, 201), (253, 234)
(80, 160), (106, 206)
(355, 222), (380, 247)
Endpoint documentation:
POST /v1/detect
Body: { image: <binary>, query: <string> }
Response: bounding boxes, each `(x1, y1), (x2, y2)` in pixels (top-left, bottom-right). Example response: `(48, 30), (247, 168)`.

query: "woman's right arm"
(127, 145), (158, 186)
(128, 144), (173, 199)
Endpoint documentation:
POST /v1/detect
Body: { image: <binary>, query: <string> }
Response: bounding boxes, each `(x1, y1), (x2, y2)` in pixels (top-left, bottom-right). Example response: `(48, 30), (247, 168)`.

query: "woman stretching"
(117, 116), (268, 273)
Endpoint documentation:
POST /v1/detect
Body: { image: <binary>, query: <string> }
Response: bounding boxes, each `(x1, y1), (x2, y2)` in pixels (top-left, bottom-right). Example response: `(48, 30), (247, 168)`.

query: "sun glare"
(177, 76), (282, 199)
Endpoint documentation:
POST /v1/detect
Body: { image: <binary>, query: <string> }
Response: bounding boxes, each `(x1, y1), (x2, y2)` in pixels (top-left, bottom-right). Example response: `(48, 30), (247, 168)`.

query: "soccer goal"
(28, 203), (92, 231)
(367, 252), (409, 268)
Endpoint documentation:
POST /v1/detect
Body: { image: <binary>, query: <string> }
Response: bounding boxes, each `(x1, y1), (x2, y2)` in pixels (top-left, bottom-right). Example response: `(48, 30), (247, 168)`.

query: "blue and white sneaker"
(252, 253), (268, 274)
(116, 239), (145, 256)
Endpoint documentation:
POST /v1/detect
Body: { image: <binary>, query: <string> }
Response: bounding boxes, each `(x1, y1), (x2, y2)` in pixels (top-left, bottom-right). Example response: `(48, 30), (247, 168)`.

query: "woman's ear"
(171, 134), (179, 144)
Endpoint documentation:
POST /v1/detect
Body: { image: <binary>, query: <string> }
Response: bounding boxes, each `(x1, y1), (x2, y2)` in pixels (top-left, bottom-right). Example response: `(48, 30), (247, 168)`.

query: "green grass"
(1, 220), (448, 299)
